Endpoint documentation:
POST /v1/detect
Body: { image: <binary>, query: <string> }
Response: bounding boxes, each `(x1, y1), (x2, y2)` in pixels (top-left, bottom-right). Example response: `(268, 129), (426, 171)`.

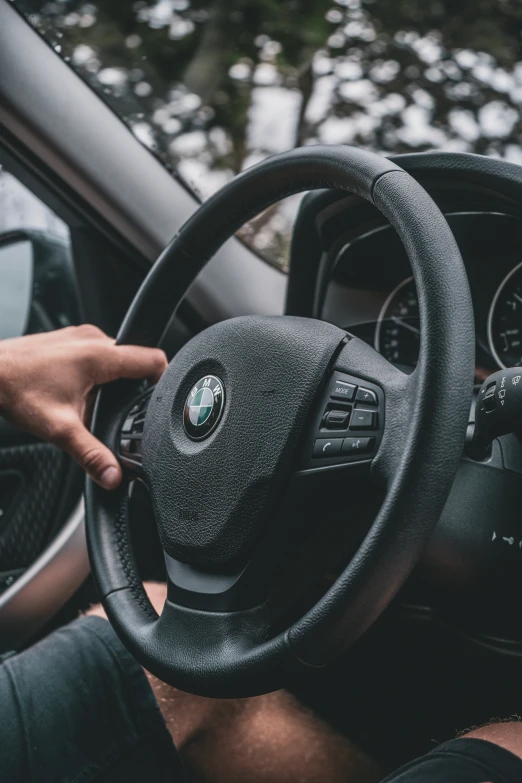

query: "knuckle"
(152, 348), (168, 368)
(77, 324), (106, 340)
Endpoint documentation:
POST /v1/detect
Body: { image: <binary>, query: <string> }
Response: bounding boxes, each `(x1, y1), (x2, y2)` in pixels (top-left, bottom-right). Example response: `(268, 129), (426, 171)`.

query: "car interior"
(3, 0), (522, 777)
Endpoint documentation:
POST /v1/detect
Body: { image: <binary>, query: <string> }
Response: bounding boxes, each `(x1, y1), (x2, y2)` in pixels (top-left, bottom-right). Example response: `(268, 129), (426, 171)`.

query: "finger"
(44, 325), (112, 343)
(95, 345), (168, 384)
(55, 420), (122, 490)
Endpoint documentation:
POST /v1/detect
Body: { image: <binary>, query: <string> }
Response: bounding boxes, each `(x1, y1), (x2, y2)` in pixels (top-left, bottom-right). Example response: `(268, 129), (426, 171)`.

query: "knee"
(462, 721), (522, 761)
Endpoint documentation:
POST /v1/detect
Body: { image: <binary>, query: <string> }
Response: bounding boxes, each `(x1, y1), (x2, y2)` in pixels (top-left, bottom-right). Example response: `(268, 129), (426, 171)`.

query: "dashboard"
(320, 211), (522, 380)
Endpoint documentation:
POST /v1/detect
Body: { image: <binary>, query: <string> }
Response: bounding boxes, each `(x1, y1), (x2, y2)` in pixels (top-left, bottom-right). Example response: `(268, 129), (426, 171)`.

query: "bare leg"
(149, 675), (381, 783)
(87, 583), (382, 783)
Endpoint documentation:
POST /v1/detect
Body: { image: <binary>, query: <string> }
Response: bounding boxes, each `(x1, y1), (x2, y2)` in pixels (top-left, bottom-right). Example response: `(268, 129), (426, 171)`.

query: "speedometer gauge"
(488, 262), (522, 368)
(375, 277), (420, 371)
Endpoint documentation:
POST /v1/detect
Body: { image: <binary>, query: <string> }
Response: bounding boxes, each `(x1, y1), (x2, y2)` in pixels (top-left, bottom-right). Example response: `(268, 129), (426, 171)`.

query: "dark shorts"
(383, 737), (522, 782)
(2, 616), (522, 783)
(0, 616), (185, 782)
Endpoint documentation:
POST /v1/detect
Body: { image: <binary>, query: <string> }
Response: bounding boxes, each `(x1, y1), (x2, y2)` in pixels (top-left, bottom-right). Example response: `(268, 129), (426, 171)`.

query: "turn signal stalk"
(467, 367), (522, 458)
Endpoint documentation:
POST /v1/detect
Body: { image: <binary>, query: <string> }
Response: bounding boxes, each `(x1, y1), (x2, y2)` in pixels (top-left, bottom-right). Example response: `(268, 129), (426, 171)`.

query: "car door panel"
(0, 171), (83, 598)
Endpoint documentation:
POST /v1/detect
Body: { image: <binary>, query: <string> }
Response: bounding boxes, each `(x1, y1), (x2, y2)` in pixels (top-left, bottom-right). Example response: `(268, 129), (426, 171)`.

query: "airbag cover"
(142, 315), (345, 568)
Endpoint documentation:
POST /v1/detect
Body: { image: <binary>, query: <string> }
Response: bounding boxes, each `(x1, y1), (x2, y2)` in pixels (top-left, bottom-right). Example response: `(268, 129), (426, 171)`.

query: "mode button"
(331, 380), (356, 402)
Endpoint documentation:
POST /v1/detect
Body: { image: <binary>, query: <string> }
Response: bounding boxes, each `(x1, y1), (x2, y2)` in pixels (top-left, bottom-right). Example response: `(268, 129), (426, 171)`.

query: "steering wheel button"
(313, 438), (342, 458)
(355, 387), (377, 406)
(342, 437), (373, 454)
(122, 416), (135, 434)
(325, 410), (350, 429)
(350, 409), (376, 430)
(331, 381), (356, 402)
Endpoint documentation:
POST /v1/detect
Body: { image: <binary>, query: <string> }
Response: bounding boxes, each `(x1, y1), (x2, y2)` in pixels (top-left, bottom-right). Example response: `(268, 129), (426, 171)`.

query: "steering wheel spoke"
(334, 335), (412, 482)
(300, 366), (385, 471)
(300, 335), (410, 481)
(118, 388), (154, 477)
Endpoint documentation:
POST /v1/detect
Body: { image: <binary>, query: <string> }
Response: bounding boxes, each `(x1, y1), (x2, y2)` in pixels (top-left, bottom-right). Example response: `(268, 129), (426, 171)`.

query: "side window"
(0, 166), (80, 339)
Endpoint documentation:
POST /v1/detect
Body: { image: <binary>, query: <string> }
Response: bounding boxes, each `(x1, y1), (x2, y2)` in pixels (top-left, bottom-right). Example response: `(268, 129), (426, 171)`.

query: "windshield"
(14, 1), (522, 271)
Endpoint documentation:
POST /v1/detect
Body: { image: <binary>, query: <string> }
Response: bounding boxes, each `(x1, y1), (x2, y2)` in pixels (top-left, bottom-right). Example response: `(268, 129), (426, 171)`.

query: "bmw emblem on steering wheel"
(183, 375), (225, 440)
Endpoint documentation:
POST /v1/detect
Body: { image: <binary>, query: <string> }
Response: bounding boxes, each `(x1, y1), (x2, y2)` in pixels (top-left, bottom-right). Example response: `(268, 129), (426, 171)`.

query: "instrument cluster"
(375, 266), (522, 372)
(326, 212), (522, 377)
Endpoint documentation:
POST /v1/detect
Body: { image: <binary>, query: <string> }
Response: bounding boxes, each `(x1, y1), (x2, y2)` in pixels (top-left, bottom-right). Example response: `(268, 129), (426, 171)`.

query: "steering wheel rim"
(86, 145), (475, 697)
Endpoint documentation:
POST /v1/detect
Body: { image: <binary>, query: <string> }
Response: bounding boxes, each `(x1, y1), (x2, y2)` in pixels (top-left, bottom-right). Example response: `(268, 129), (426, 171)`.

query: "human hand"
(0, 325), (167, 489)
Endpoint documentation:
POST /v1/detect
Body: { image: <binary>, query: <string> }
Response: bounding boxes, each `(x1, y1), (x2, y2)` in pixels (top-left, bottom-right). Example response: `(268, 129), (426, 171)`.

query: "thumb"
(57, 421), (122, 490)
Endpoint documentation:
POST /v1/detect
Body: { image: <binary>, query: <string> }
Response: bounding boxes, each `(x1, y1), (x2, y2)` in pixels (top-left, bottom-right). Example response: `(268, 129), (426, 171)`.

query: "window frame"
(0, 1), (286, 325)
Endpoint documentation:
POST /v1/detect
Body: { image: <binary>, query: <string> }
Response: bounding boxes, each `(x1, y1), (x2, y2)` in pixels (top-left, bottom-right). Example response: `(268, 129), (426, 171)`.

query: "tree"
(18, 0), (522, 269)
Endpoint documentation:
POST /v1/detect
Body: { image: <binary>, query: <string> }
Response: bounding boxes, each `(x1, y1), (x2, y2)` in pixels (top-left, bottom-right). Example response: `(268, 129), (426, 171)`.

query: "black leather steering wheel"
(86, 146), (475, 697)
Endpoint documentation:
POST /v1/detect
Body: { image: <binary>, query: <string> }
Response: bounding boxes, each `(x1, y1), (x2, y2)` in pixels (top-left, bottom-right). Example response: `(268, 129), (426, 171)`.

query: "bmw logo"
(183, 375), (225, 440)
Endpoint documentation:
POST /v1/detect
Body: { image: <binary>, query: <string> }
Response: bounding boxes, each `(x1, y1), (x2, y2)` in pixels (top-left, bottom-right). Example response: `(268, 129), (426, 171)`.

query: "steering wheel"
(86, 146), (475, 697)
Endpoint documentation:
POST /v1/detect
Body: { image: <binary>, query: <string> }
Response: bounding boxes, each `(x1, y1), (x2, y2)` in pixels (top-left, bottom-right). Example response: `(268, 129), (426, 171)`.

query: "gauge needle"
(391, 316), (420, 336)
(514, 292), (522, 305)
